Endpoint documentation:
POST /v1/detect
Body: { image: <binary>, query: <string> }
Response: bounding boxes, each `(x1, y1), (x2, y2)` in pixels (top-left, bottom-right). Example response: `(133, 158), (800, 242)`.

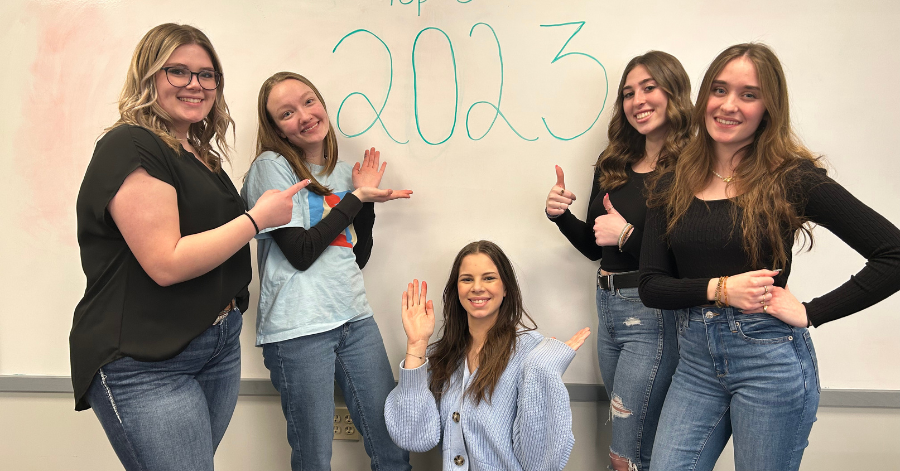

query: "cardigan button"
(454, 455), (465, 466)
(452, 412), (460, 423)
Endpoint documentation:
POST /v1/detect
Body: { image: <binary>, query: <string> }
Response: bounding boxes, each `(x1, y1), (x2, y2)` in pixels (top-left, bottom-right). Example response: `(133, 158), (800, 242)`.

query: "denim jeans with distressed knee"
(596, 287), (678, 470)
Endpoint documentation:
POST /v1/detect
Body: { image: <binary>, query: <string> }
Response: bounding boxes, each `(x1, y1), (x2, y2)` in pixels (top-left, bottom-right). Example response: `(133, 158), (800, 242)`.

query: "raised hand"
(545, 165), (577, 217)
(351, 147), (412, 203)
(561, 327), (591, 351)
(248, 179), (311, 229)
(716, 269), (780, 311)
(402, 279), (434, 368)
(352, 147), (387, 189)
(742, 284), (810, 327)
(593, 193), (630, 246)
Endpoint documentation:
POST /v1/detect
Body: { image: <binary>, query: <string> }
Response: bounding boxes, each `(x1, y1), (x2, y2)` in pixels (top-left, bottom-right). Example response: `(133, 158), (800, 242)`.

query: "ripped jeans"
(650, 307), (820, 471)
(597, 287), (678, 471)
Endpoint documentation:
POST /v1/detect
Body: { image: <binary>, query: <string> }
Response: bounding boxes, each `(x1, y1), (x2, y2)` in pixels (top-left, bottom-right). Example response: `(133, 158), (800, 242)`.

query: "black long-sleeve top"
(271, 194), (375, 270)
(552, 165), (650, 272)
(639, 160), (900, 327)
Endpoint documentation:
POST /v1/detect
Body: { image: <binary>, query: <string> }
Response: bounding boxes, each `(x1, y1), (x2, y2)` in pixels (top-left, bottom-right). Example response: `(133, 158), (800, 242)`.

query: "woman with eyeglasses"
(70, 24), (304, 470)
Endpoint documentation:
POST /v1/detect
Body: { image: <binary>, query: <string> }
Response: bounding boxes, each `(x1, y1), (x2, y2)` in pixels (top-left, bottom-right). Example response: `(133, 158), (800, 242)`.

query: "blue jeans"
(650, 307), (820, 471)
(86, 308), (242, 471)
(597, 287), (678, 471)
(263, 316), (410, 471)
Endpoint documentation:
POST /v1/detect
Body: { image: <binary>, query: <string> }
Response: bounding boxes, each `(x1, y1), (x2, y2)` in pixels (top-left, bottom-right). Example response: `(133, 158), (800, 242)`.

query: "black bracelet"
(243, 212), (260, 234)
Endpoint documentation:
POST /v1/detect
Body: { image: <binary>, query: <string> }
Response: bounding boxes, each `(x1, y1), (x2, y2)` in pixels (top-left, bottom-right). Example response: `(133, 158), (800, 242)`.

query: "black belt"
(597, 269), (640, 291)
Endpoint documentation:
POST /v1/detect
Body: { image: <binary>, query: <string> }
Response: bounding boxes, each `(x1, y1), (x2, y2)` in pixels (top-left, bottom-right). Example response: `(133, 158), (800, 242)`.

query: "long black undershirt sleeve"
(352, 202), (375, 269)
(270, 193), (364, 271)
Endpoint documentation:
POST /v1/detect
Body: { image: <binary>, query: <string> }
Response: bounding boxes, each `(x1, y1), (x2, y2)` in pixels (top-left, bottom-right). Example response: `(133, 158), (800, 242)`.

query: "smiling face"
(622, 64), (669, 141)
(266, 79), (330, 157)
(457, 253), (506, 325)
(154, 43), (217, 136)
(705, 56), (767, 156)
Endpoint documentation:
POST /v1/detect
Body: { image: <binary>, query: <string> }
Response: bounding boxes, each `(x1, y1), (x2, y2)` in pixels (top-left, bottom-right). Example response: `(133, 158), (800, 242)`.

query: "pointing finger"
(284, 179), (311, 196)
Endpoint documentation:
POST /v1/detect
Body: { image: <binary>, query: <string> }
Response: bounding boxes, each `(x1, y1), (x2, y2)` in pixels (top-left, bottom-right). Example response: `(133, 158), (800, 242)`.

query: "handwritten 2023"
(332, 21), (609, 145)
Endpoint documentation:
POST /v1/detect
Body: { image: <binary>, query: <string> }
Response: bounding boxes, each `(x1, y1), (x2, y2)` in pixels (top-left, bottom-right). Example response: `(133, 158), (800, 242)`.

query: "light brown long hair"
(254, 72), (339, 196)
(598, 51), (692, 191)
(657, 43), (822, 269)
(428, 241), (536, 405)
(108, 23), (234, 171)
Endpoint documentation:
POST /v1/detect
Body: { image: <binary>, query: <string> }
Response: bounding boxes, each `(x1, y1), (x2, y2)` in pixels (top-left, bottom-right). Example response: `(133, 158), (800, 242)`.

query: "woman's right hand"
(546, 165), (577, 217)
(712, 269), (779, 310)
(247, 179), (311, 229)
(352, 146), (413, 203)
(402, 279), (434, 367)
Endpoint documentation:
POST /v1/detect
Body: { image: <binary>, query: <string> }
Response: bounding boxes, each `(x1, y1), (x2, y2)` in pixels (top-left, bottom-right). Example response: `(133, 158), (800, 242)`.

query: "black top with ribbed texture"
(552, 164), (650, 273)
(639, 160), (900, 327)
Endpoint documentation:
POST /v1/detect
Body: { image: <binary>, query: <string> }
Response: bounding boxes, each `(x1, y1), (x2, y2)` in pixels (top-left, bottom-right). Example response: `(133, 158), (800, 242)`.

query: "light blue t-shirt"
(241, 151), (372, 345)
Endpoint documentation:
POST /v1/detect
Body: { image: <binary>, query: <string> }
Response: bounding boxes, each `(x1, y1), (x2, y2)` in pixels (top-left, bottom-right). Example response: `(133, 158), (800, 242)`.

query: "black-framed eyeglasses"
(161, 67), (222, 90)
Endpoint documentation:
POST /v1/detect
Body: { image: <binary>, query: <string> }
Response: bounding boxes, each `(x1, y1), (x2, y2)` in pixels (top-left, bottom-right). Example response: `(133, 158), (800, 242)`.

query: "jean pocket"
(735, 316), (794, 344)
(613, 287), (643, 303)
(802, 330), (821, 393)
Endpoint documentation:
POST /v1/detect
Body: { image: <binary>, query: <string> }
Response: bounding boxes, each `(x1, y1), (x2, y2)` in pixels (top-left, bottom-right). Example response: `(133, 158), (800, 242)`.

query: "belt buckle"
(213, 300), (234, 325)
(213, 310), (229, 325)
(597, 269), (615, 291)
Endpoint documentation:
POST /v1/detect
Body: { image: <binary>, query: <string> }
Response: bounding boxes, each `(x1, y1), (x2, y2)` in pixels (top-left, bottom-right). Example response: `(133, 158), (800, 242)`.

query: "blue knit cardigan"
(384, 331), (576, 471)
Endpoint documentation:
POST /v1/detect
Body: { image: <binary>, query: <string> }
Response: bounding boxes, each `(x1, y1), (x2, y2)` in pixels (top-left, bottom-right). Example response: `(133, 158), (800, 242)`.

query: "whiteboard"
(1, 0), (898, 392)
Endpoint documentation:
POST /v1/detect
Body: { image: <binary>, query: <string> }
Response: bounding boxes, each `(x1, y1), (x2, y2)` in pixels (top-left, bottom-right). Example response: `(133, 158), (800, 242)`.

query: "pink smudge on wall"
(16, 2), (126, 247)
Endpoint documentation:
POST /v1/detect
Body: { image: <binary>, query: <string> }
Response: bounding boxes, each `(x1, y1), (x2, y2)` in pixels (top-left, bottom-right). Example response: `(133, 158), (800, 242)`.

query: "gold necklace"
(712, 170), (735, 183)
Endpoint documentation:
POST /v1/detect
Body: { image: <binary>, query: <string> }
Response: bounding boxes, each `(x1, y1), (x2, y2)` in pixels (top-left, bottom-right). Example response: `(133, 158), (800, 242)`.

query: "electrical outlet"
(333, 407), (360, 441)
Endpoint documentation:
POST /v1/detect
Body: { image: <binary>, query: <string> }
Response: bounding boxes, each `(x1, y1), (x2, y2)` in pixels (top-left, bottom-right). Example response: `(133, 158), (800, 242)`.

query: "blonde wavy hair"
(253, 72), (339, 196)
(107, 23), (234, 171)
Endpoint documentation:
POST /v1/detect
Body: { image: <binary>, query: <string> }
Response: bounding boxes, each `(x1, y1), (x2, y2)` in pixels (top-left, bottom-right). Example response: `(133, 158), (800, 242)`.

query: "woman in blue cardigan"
(385, 240), (591, 471)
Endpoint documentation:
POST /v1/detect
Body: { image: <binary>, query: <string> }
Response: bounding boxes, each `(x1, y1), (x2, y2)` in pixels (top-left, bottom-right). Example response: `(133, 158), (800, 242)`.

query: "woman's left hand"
(562, 327), (591, 351)
(352, 147), (387, 189)
(742, 285), (809, 327)
(593, 194), (629, 246)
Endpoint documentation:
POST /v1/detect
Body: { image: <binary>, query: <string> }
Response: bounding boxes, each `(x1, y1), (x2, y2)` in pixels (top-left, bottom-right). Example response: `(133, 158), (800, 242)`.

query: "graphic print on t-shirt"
(308, 191), (356, 248)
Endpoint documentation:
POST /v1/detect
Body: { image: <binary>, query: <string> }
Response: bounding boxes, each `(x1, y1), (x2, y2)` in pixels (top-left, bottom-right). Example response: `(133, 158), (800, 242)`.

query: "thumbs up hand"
(545, 165), (577, 218)
(593, 193), (630, 246)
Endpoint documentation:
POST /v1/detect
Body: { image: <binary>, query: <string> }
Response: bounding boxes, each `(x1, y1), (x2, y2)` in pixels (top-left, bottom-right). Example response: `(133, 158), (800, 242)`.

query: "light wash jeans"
(86, 308), (242, 471)
(263, 316), (410, 471)
(650, 306), (820, 471)
(597, 286), (678, 471)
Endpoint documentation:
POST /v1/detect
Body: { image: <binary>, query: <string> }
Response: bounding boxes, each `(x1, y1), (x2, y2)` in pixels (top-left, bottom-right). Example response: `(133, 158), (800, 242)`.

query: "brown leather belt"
(213, 299), (236, 325)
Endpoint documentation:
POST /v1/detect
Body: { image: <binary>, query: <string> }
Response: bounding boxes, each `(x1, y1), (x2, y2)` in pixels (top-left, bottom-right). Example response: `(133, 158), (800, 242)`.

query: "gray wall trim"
(1, 376), (897, 409)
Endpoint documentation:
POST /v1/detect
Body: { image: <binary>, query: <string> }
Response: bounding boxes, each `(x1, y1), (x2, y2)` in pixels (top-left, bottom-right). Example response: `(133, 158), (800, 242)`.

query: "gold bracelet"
(406, 352), (426, 361)
(714, 276), (726, 307)
(722, 276), (729, 307)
